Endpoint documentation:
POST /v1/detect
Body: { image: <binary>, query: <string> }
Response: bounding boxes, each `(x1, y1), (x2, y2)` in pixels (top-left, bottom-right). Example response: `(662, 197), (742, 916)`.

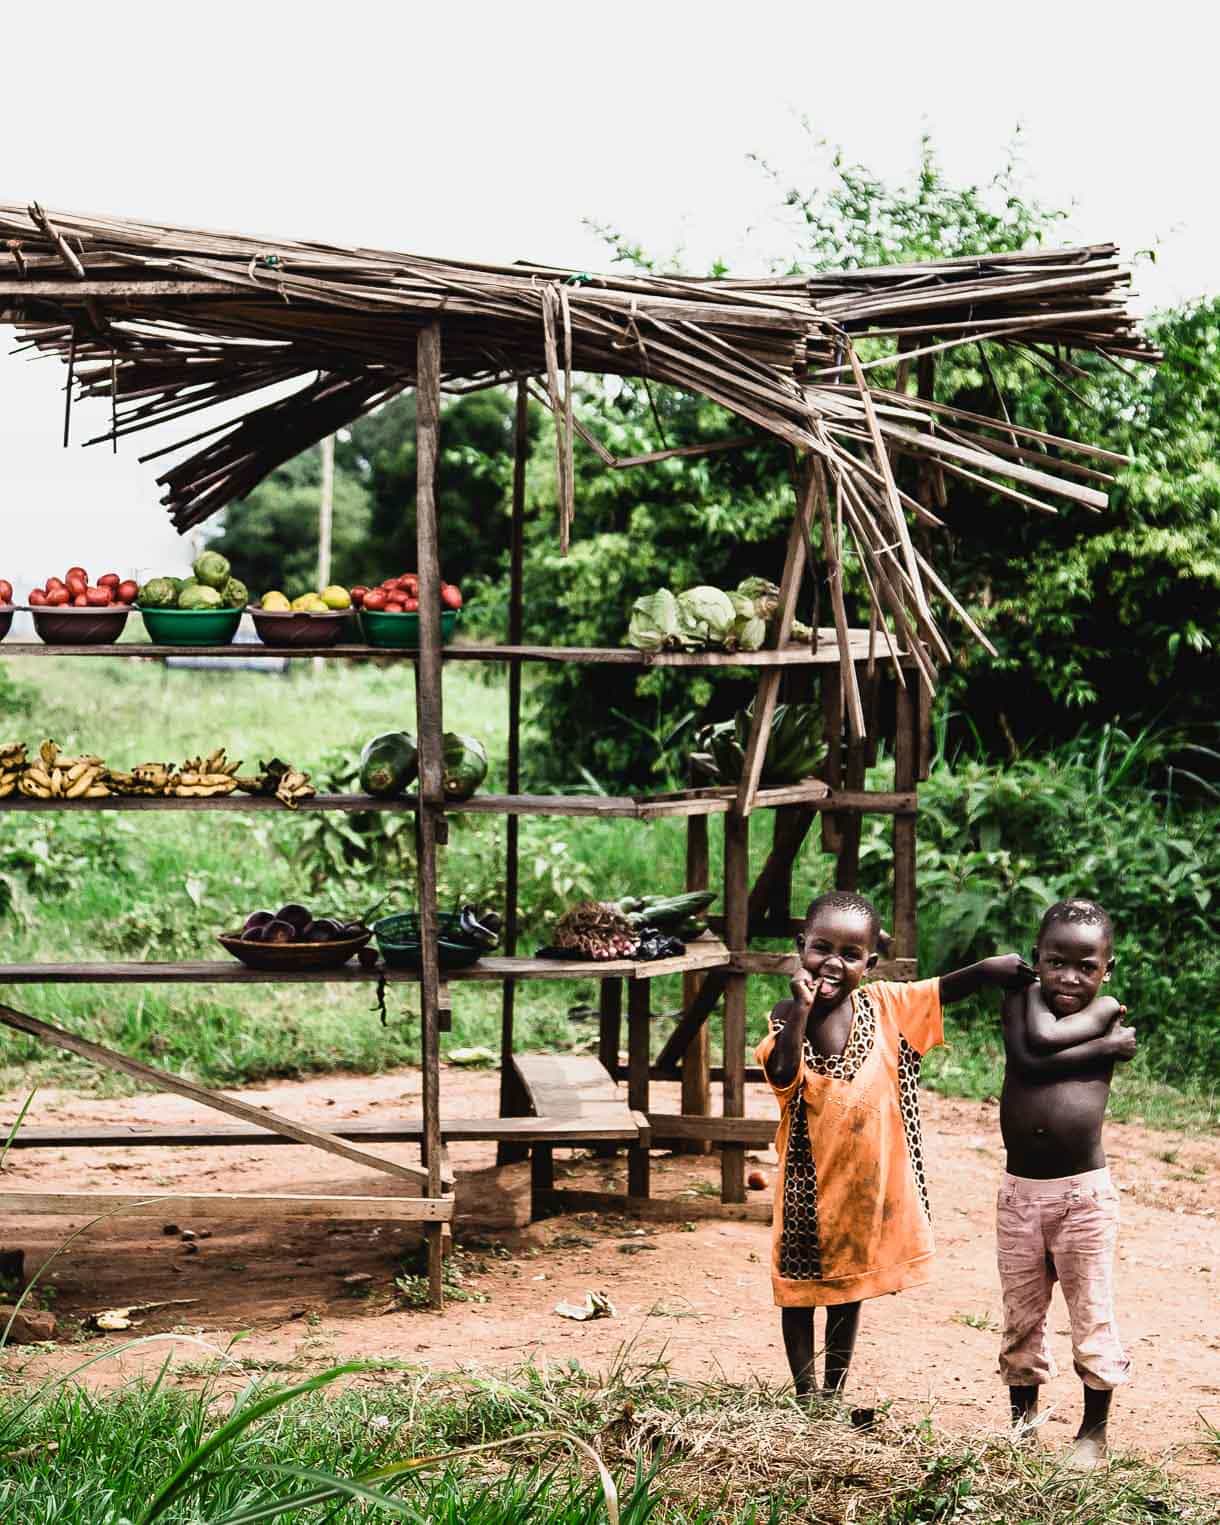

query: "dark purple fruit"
(341, 921), (367, 938)
(304, 918), (344, 942)
(357, 946), (379, 969)
(276, 903), (312, 934)
(243, 910), (275, 934)
(242, 925), (267, 943)
(263, 919), (297, 944)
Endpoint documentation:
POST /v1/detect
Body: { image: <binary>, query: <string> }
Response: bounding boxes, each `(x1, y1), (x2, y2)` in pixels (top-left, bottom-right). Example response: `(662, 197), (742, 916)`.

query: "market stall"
(0, 204), (1155, 1304)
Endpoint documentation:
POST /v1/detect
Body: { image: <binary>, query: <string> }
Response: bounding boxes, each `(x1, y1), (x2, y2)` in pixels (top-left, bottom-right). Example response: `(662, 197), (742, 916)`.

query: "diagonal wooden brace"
(0, 1000), (445, 1190)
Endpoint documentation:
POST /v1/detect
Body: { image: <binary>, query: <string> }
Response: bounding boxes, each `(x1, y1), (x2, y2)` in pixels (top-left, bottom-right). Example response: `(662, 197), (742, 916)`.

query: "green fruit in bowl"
(179, 584), (224, 610)
(138, 577), (177, 609)
(193, 551), (231, 590)
(221, 577), (249, 610)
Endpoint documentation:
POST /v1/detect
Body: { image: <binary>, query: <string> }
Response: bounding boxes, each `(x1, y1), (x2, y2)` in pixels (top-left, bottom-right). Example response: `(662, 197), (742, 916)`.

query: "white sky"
(2, 0), (1216, 591)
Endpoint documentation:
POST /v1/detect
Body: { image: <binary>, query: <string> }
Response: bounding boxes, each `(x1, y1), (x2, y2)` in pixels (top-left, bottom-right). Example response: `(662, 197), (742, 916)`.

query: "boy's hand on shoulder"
(1106, 1021), (1137, 1061)
(986, 953), (1038, 991)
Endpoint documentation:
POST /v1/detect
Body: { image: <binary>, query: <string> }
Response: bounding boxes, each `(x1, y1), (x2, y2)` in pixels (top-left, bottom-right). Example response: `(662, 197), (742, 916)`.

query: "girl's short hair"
(803, 891), (881, 945)
(1038, 898), (1114, 951)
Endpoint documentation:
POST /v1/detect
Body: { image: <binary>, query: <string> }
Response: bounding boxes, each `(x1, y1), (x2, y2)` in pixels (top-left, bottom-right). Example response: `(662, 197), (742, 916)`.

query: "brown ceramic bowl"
(247, 607), (352, 648)
(25, 604), (131, 645)
(0, 607), (12, 641)
(218, 928), (373, 971)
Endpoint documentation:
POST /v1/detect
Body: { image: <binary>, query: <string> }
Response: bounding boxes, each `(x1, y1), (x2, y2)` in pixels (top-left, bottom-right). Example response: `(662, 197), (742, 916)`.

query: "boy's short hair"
(803, 891), (881, 946)
(1038, 898), (1114, 951)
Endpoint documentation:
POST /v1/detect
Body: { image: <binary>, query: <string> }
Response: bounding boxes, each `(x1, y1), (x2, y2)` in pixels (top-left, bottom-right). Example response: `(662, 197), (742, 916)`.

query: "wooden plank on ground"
(0, 1001), (431, 1189)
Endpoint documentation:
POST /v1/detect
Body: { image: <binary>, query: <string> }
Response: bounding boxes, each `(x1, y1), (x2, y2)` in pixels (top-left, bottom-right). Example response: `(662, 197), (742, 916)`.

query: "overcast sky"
(1, 1), (1215, 592)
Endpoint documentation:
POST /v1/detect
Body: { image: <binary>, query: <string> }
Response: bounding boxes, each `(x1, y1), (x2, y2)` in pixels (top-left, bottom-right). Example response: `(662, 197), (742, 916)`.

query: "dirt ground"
(1, 1066), (1216, 1485)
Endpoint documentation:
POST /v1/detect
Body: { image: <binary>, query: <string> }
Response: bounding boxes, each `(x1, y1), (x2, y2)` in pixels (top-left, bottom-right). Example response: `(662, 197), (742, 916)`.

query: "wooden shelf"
(0, 628), (895, 666)
(0, 783), (915, 819)
(0, 939), (730, 987)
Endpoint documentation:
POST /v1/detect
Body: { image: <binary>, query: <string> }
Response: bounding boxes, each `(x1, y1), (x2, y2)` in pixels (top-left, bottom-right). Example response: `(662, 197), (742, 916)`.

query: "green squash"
(441, 733), (488, 801)
(359, 731), (419, 797)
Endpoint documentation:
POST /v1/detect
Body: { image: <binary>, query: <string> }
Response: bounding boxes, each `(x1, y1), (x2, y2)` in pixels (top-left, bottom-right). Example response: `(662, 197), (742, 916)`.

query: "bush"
(858, 722), (1220, 1081)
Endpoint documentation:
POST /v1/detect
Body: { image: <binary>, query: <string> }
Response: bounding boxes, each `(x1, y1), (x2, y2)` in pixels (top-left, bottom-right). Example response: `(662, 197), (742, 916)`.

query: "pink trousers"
(995, 1168), (1129, 1390)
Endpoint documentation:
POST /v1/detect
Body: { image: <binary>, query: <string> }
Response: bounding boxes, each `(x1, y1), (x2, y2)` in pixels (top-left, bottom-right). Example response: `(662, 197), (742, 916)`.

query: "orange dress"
(755, 978), (944, 1307)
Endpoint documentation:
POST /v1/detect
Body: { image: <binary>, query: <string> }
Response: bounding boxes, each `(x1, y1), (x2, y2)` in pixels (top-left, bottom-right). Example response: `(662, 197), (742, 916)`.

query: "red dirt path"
(0, 1067), (1216, 1484)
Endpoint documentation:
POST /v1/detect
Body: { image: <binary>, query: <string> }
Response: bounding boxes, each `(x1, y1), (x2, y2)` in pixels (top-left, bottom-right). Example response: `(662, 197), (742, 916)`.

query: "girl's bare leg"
(823, 1301), (861, 1394)
(781, 1308), (816, 1396)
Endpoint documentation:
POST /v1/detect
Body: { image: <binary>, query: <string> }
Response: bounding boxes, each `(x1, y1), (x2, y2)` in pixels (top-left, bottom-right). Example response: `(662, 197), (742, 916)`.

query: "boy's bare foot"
(1066, 1431), (1107, 1471)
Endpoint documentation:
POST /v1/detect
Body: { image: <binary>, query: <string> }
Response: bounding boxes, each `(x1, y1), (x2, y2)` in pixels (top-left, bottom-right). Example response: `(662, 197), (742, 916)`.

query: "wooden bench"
(511, 1053), (647, 1219)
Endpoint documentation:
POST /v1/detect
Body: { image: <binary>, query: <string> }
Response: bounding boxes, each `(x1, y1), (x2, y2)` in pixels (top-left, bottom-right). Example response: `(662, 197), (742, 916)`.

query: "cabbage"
(736, 576), (781, 622)
(627, 589), (681, 652)
(676, 585), (736, 648)
(735, 615), (767, 652)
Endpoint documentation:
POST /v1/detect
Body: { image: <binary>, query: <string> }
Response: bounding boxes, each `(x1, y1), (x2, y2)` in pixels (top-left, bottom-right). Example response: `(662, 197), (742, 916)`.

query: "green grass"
(0, 655), (1214, 1132)
(0, 1355), (1214, 1523)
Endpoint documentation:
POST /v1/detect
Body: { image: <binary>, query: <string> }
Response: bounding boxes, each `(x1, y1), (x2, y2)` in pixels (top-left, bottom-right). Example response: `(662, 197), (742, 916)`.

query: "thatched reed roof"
(0, 201), (1157, 674)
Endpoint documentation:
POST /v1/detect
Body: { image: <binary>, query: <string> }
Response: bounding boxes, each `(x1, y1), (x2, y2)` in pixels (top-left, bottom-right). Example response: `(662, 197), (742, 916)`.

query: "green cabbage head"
(676, 585), (736, 648)
(627, 589), (681, 652)
(193, 550), (231, 590)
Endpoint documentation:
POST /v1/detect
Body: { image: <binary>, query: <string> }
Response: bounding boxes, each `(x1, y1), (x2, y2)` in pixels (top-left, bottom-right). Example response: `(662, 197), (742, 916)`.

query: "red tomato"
(361, 589), (388, 612)
(46, 577), (66, 592)
(403, 597), (420, 612)
(28, 588), (47, 607)
(65, 572), (87, 598)
(73, 593), (89, 607)
(350, 585), (368, 607)
(384, 600), (406, 613)
(441, 584), (463, 610)
(65, 566), (88, 582)
(0, 579), (11, 605)
(97, 573), (121, 590)
(396, 574), (418, 590)
(117, 580), (139, 604)
(85, 586), (113, 606)
(46, 586), (71, 606)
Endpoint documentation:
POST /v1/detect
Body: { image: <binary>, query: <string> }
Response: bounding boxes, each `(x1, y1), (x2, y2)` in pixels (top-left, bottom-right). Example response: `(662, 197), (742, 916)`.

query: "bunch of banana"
(109, 762), (176, 797)
(0, 743), (27, 798)
(171, 747), (242, 798)
(20, 740), (110, 799)
(236, 756), (316, 810)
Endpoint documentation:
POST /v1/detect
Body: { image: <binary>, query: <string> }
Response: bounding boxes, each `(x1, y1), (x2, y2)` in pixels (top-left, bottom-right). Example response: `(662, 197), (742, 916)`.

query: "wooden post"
(836, 740), (868, 892)
(820, 670), (843, 855)
(721, 810), (749, 1203)
(314, 433), (335, 677)
(598, 977), (623, 1077)
(627, 979), (651, 1198)
(497, 380), (530, 1166)
(893, 677), (918, 963)
(414, 321), (446, 1308)
(680, 813), (711, 1153)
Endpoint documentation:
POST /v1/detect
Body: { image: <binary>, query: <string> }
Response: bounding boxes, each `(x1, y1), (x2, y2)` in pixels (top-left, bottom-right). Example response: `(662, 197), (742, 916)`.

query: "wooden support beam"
(735, 462), (814, 816)
(0, 1001), (430, 1189)
(627, 980), (651, 1198)
(498, 379), (531, 1167)
(0, 1192), (453, 1222)
(414, 320), (446, 1309)
(892, 680), (919, 963)
(680, 814), (712, 1153)
(721, 811), (749, 1203)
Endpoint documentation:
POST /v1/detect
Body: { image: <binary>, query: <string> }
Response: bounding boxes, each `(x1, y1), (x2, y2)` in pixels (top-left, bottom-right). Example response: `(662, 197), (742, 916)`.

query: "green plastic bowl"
(359, 608), (460, 650)
(374, 910), (484, 969)
(139, 606), (243, 646)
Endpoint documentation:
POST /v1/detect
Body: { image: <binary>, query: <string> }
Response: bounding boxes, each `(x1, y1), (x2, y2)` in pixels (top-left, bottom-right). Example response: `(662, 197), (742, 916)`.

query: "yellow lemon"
(261, 591), (291, 611)
(320, 585), (352, 611)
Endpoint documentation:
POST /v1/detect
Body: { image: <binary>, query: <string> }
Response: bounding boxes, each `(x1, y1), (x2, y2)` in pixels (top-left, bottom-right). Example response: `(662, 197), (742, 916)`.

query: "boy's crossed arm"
(1003, 987), (1136, 1078)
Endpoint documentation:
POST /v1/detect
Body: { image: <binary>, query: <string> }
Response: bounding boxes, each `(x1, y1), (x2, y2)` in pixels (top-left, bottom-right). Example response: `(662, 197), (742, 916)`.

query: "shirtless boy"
(999, 898), (1137, 1469)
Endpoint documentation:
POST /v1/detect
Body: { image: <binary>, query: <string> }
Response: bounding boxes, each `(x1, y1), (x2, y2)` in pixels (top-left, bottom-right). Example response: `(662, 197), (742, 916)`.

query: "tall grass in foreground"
(0, 1353), (1214, 1523)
